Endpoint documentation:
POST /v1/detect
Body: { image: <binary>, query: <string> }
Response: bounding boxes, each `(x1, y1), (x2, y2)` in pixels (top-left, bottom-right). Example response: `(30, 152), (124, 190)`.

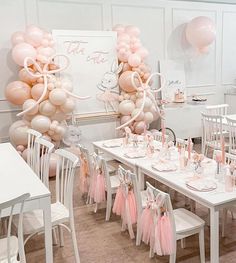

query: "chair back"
(34, 137), (54, 188)
(100, 155), (111, 193)
(201, 113), (223, 150)
(152, 131), (169, 143)
(145, 181), (176, 254)
(78, 145), (93, 178)
(0, 193), (30, 263)
(55, 149), (79, 212)
(206, 104), (229, 116)
(27, 129), (41, 169)
(226, 117), (236, 154)
(175, 138), (188, 149)
(213, 150), (236, 165)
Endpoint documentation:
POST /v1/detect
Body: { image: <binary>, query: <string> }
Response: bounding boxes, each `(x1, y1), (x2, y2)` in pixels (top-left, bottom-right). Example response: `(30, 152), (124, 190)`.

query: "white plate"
(124, 152), (146, 159)
(186, 179), (217, 192)
(152, 161), (177, 172)
(103, 141), (122, 148)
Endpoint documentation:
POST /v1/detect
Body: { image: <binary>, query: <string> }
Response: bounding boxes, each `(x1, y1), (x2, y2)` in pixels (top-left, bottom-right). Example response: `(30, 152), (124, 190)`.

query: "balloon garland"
(5, 25), (89, 154)
(113, 24), (163, 134)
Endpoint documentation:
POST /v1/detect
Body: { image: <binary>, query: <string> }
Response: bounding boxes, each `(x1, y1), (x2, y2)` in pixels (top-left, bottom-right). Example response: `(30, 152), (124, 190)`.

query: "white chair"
(201, 113), (225, 156)
(175, 138), (188, 149)
(33, 137), (54, 188)
(206, 104), (229, 116)
(226, 117), (236, 154)
(26, 129), (41, 169)
(137, 182), (205, 262)
(152, 130), (169, 143)
(13, 149), (80, 263)
(213, 150), (236, 237)
(0, 193), (30, 263)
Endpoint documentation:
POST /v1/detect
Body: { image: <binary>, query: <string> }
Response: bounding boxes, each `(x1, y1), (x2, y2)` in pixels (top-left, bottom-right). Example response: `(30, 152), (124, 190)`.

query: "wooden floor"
(25, 147), (236, 263)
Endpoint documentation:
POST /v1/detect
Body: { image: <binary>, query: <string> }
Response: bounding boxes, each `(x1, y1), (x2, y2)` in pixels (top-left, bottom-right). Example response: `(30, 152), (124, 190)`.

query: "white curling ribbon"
(17, 54), (90, 117)
(116, 71), (166, 130)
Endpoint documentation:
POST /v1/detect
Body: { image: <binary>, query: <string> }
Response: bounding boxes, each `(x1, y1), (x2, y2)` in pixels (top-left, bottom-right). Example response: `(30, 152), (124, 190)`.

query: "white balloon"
(39, 100), (57, 116)
(60, 98), (75, 113)
(22, 99), (39, 116)
(9, 120), (30, 146)
(144, 112), (154, 124)
(135, 97), (153, 111)
(31, 115), (51, 133)
(49, 88), (67, 106)
(118, 100), (135, 115)
(131, 108), (144, 121)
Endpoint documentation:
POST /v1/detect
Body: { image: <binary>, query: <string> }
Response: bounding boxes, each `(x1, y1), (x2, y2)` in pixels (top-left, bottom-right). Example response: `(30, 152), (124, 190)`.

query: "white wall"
(1, 0), (236, 143)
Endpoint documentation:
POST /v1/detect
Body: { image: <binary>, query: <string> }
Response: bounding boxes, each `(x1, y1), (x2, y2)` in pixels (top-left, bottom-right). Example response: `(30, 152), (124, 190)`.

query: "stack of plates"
(152, 159), (177, 172)
(103, 141), (122, 148)
(186, 179), (217, 192)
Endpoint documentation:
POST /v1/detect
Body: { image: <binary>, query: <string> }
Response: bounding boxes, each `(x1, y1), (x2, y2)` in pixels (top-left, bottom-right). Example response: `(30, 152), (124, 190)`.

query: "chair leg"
(222, 208), (228, 237)
(199, 228), (205, 263)
(231, 210), (235, 220)
(149, 247), (154, 258)
(181, 238), (186, 249)
(58, 225), (64, 247)
(105, 193), (112, 221)
(52, 228), (58, 245)
(169, 253), (176, 263)
(136, 218), (142, 246)
(70, 218), (80, 263)
(190, 200), (196, 212)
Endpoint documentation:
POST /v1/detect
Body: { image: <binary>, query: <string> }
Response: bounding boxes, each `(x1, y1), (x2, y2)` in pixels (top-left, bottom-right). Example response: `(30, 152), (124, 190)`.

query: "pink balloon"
(31, 83), (49, 101)
(37, 46), (55, 58)
(11, 31), (25, 46)
(118, 33), (131, 43)
(125, 26), (141, 37)
(12, 43), (37, 66)
(119, 71), (139, 93)
(136, 47), (149, 59)
(134, 121), (146, 135)
(18, 68), (38, 84)
(120, 115), (132, 125)
(16, 145), (25, 152)
(128, 53), (141, 67)
(186, 16), (216, 51)
(118, 51), (128, 62)
(48, 153), (58, 177)
(25, 26), (44, 47)
(22, 148), (28, 161)
(5, 81), (31, 105)
(112, 24), (125, 34)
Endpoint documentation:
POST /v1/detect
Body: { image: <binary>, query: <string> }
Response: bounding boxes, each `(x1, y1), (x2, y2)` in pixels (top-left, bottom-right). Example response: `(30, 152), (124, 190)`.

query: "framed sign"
(53, 30), (118, 115)
(159, 60), (186, 103)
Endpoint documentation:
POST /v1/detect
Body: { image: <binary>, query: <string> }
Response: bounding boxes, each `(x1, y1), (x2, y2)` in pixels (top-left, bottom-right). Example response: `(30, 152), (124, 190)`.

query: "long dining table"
(0, 143), (53, 262)
(93, 137), (236, 263)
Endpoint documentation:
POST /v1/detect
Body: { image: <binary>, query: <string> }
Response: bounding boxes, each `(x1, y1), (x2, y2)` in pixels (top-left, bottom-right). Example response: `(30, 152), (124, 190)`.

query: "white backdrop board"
(52, 30), (118, 115)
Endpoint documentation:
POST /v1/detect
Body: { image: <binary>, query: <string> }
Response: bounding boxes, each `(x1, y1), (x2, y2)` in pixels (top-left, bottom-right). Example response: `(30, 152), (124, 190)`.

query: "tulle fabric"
(113, 187), (125, 216)
(93, 170), (106, 203)
(140, 207), (153, 244)
(79, 156), (89, 194)
(97, 90), (119, 102)
(159, 214), (174, 255)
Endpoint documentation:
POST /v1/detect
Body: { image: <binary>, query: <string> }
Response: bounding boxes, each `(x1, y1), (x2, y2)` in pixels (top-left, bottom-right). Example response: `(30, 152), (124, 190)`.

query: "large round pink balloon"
(23, 99), (39, 115)
(9, 120), (29, 146)
(186, 16), (216, 52)
(31, 115), (51, 133)
(119, 71), (139, 93)
(31, 83), (49, 101)
(12, 43), (37, 66)
(49, 88), (67, 106)
(5, 81), (31, 105)
(18, 68), (38, 84)
(25, 26), (44, 47)
(134, 121), (146, 135)
(48, 153), (58, 177)
(39, 100), (57, 116)
(11, 31), (25, 46)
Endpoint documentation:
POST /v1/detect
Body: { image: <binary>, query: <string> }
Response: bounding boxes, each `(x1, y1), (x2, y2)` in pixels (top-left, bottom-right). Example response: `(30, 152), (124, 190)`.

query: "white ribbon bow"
(17, 54), (90, 117)
(116, 71), (166, 130)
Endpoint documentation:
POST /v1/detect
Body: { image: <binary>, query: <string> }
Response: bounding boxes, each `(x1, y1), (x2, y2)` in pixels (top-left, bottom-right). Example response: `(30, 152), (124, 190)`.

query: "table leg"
(43, 196), (53, 263)
(138, 168), (145, 190)
(210, 207), (219, 263)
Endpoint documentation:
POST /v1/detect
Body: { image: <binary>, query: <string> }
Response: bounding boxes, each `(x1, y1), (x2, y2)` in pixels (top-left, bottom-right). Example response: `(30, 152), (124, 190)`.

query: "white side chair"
(152, 130), (169, 143)
(33, 137), (54, 188)
(175, 138), (188, 149)
(226, 117), (236, 154)
(206, 104), (229, 116)
(144, 182), (205, 262)
(13, 149), (81, 263)
(213, 150), (236, 237)
(26, 129), (41, 169)
(99, 155), (120, 221)
(0, 193), (30, 263)
(201, 113), (225, 156)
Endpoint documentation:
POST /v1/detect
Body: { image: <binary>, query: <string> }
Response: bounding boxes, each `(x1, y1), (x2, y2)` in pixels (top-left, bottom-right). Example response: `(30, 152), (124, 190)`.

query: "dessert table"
(93, 137), (236, 263)
(0, 143), (53, 263)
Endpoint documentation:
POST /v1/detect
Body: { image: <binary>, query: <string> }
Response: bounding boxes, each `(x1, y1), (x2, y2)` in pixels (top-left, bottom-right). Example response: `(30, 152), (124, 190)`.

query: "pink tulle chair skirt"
(113, 187), (125, 216)
(79, 158), (89, 194)
(140, 207), (153, 244)
(94, 174), (106, 203)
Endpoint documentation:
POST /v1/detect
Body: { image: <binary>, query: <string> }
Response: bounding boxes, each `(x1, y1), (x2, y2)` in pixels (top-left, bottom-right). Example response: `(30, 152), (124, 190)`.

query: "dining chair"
(26, 129), (42, 169)
(206, 104), (229, 116)
(175, 138), (188, 149)
(0, 193), (30, 263)
(201, 113), (225, 156)
(152, 130), (169, 143)
(13, 149), (80, 263)
(33, 137), (55, 188)
(141, 182), (205, 262)
(213, 150), (236, 237)
(226, 117), (236, 154)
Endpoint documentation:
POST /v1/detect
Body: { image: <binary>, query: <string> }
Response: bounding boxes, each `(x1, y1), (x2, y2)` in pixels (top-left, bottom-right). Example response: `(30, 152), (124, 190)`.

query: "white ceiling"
(174, 0), (236, 4)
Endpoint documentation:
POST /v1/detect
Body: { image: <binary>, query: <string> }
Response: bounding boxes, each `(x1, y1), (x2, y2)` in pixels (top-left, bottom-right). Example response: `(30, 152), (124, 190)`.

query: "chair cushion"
(0, 236), (18, 262)
(13, 202), (69, 235)
(174, 208), (205, 235)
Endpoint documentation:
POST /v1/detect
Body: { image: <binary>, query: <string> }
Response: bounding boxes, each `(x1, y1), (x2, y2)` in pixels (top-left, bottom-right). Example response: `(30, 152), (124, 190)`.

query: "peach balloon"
(131, 108), (144, 121)
(37, 46), (55, 58)
(9, 120), (29, 146)
(49, 88), (67, 106)
(122, 63), (132, 72)
(134, 121), (146, 135)
(136, 47), (149, 59)
(120, 115), (132, 125)
(22, 148), (28, 161)
(48, 153), (58, 177)
(11, 31), (25, 46)
(5, 81), (31, 105)
(60, 98), (75, 113)
(18, 68), (38, 84)
(39, 100), (57, 116)
(118, 100), (135, 115)
(31, 115), (51, 133)
(119, 71), (139, 93)
(144, 112), (154, 124)
(16, 145), (25, 152)
(31, 83), (49, 101)
(12, 43), (37, 66)
(128, 54), (141, 67)
(125, 26), (141, 37)
(22, 99), (39, 115)
(51, 111), (67, 122)
(25, 26), (44, 47)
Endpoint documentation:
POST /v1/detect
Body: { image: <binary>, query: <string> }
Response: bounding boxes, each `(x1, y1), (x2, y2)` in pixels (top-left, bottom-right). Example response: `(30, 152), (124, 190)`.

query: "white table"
(0, 143), (53, 263)
(93, 138), (236, 263)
